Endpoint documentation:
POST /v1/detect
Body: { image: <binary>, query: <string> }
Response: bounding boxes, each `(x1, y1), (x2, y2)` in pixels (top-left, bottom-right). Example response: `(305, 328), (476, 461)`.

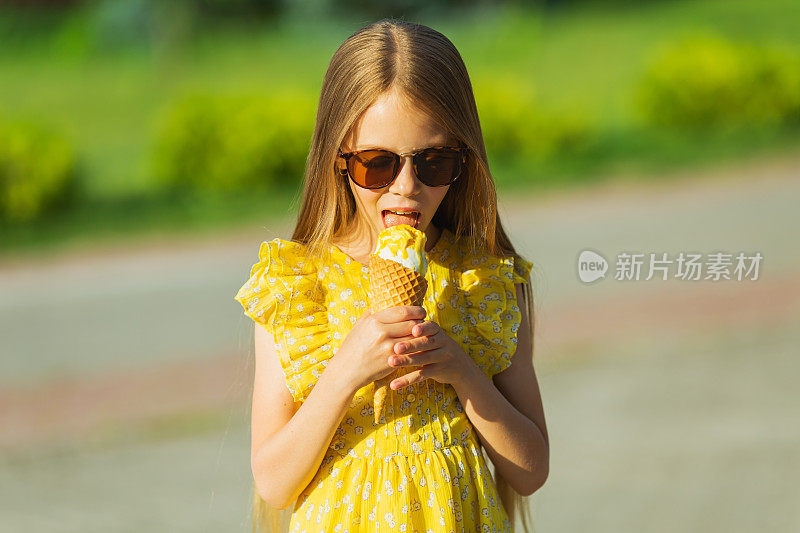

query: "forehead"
(346, 91), (454, 151)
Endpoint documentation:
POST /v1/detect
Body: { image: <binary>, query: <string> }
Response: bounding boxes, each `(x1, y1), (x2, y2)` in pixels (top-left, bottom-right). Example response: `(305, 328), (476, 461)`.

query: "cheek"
(350, 183), (377, 209)
(429, 185), (450, 212)
(352, 187), (383, 220)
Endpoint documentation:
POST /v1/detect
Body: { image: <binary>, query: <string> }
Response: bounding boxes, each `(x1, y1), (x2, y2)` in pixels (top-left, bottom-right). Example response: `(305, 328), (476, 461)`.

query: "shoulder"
(254, 238), (318, 275)
(234, 238), (332, 405)
(445, 231), (533, 286)
(432, 231), (533, 379)
(240, 237), (339, 290)
(234, 237), (327, 326)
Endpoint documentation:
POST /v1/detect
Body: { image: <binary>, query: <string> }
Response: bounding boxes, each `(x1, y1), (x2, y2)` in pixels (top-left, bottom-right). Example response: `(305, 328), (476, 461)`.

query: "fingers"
(388, 346), (444, 372)
(390, 367), (426, 390)
(394, 332), (440, 355)
(410, 320), (440, 338)
(372, 305), (426, 324)
(383, 318), (426, 338)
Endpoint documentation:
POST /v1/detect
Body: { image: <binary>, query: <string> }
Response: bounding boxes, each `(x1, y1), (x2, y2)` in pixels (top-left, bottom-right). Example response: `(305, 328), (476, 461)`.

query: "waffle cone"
(369, 255), (427, 424)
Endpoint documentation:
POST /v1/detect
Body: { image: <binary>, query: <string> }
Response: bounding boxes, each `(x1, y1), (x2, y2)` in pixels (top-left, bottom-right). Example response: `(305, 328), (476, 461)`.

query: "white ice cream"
(372, 224), (428, 275)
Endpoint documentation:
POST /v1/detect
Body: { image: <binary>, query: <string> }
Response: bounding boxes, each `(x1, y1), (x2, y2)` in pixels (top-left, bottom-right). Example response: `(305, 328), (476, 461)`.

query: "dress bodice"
(235, 227), (533, 532)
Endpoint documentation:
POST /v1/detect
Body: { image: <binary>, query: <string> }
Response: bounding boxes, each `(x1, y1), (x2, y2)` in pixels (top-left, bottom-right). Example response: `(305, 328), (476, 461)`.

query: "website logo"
(577, 249), (608, 283)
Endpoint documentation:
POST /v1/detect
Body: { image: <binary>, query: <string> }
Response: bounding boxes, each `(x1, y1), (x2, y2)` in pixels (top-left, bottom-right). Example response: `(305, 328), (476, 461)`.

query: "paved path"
(1, 151), (798, 532)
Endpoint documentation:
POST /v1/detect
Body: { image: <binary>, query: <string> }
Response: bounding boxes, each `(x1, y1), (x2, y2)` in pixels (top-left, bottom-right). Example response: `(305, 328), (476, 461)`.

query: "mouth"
(382, 209), (421, 229)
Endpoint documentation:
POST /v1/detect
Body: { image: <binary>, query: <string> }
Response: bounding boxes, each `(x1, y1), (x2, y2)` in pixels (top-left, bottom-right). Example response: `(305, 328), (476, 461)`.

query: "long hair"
(253, 17), (538, 532)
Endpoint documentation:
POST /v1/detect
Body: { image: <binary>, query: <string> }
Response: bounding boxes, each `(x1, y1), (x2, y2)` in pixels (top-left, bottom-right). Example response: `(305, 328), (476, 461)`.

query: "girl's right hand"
(333, 305), (427, 393)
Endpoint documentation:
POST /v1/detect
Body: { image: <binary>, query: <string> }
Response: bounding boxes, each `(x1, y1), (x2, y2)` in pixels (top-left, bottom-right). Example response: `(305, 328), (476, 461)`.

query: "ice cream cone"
(370, 256), (427, 424)
(369, 255), (428, 309)
(368, 224), (428, 425)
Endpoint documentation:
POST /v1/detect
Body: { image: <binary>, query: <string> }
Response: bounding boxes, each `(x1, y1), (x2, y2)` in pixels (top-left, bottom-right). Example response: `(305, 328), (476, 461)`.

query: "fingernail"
(396, 343), (405, 353)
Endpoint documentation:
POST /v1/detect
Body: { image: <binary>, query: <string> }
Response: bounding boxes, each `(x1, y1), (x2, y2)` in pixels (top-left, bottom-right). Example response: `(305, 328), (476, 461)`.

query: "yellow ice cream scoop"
(372, 224), (428, 276)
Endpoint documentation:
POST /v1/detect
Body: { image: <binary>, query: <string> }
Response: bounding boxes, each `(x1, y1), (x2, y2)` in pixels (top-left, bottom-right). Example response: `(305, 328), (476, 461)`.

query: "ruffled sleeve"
(458, 252), (533, 379)
(234, 239), (331, 405)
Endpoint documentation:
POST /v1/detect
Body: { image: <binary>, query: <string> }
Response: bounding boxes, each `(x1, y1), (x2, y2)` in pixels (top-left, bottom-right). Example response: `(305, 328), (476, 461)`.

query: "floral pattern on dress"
(235, 228), (533, 532)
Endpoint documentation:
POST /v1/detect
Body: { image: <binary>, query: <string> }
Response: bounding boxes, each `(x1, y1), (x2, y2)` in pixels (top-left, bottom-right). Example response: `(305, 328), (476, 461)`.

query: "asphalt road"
(1, 152), (798, 532)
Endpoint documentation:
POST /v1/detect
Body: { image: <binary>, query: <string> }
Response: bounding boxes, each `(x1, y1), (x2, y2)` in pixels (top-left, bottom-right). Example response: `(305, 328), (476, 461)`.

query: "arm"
(252, 305), (427, 508)
(250, 323), (356, 509)
(451, 283), (549, 496)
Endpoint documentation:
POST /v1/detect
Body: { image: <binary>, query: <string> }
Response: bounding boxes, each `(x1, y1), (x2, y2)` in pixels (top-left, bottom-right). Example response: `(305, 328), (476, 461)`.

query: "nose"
(388, 154), (422, 196)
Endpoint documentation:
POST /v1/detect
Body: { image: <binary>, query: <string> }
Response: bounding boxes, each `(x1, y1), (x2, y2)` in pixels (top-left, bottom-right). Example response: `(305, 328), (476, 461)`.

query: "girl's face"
(342, 89), (456, 252)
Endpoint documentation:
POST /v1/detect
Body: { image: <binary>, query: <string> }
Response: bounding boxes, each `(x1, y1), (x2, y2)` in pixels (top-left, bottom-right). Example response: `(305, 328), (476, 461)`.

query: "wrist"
(453, 353), (485, 392)
(324, 355), (359, 397)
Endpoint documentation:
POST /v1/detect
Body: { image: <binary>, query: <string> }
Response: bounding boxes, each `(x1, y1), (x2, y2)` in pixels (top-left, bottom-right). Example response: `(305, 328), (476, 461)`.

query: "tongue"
(384, 211), (417, 228)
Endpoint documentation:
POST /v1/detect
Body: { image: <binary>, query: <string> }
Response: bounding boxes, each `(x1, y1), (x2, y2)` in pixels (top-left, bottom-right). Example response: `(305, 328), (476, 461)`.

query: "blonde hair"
(252, 17), (538, 532)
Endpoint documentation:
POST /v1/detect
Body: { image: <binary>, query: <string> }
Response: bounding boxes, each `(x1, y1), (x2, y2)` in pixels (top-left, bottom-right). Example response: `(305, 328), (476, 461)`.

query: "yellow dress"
(234, 227), (533, 533)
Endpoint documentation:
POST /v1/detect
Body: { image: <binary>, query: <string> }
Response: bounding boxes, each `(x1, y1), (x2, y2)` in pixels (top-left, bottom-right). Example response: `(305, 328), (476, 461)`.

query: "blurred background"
(1, 0), (798, 531)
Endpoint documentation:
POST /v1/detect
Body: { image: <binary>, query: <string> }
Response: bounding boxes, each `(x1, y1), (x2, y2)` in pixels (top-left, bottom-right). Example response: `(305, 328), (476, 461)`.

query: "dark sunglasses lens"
(349, 150), (397, 188)
(417, 148), (462, 186)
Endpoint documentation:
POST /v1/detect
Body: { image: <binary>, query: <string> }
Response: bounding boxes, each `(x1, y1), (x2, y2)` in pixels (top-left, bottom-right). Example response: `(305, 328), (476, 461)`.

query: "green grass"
(446, 0), (800, 123)
(491, 123), (800, 194)
(0, 187), (301, 257)
(1, 0), (800, 254)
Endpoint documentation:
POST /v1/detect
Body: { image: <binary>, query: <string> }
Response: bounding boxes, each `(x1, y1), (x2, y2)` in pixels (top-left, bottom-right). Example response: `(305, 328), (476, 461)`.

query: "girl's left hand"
(387, 319), (474, 390)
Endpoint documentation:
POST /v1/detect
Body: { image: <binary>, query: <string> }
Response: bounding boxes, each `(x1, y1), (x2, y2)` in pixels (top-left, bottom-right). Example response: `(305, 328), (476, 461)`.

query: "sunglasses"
(336, 144), (470, 189)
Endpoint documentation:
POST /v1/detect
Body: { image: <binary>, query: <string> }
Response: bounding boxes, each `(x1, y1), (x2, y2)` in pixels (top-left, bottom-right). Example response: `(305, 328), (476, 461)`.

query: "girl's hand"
(386, 320), (475, 390)
(332, 305), (427, 393)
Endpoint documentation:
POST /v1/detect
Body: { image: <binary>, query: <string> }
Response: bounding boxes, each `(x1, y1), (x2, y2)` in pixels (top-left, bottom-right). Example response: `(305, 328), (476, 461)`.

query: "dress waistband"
(325, 422), (481, 462)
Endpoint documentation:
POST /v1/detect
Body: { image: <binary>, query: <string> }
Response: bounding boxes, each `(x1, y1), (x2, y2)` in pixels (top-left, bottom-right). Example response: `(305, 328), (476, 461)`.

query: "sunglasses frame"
(336, 143), (470, 189)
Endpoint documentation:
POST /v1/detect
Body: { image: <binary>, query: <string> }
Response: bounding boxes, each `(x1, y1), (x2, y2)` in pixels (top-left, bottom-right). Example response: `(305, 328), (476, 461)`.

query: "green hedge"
(0, 117), (80, 224)
(473, 77), (594, 163)
(636, 34), (800, 131)
(152, 81), (596, 196)
(150, 91), (315, 195)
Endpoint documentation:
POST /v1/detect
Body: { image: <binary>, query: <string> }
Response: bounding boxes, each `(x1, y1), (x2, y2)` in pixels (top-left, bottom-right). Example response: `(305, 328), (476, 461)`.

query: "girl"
(235, 18), (549, 533)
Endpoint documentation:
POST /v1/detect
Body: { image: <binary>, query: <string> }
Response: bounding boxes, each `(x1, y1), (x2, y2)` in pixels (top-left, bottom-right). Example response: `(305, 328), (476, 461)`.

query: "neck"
(423, 224), (442, 252)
